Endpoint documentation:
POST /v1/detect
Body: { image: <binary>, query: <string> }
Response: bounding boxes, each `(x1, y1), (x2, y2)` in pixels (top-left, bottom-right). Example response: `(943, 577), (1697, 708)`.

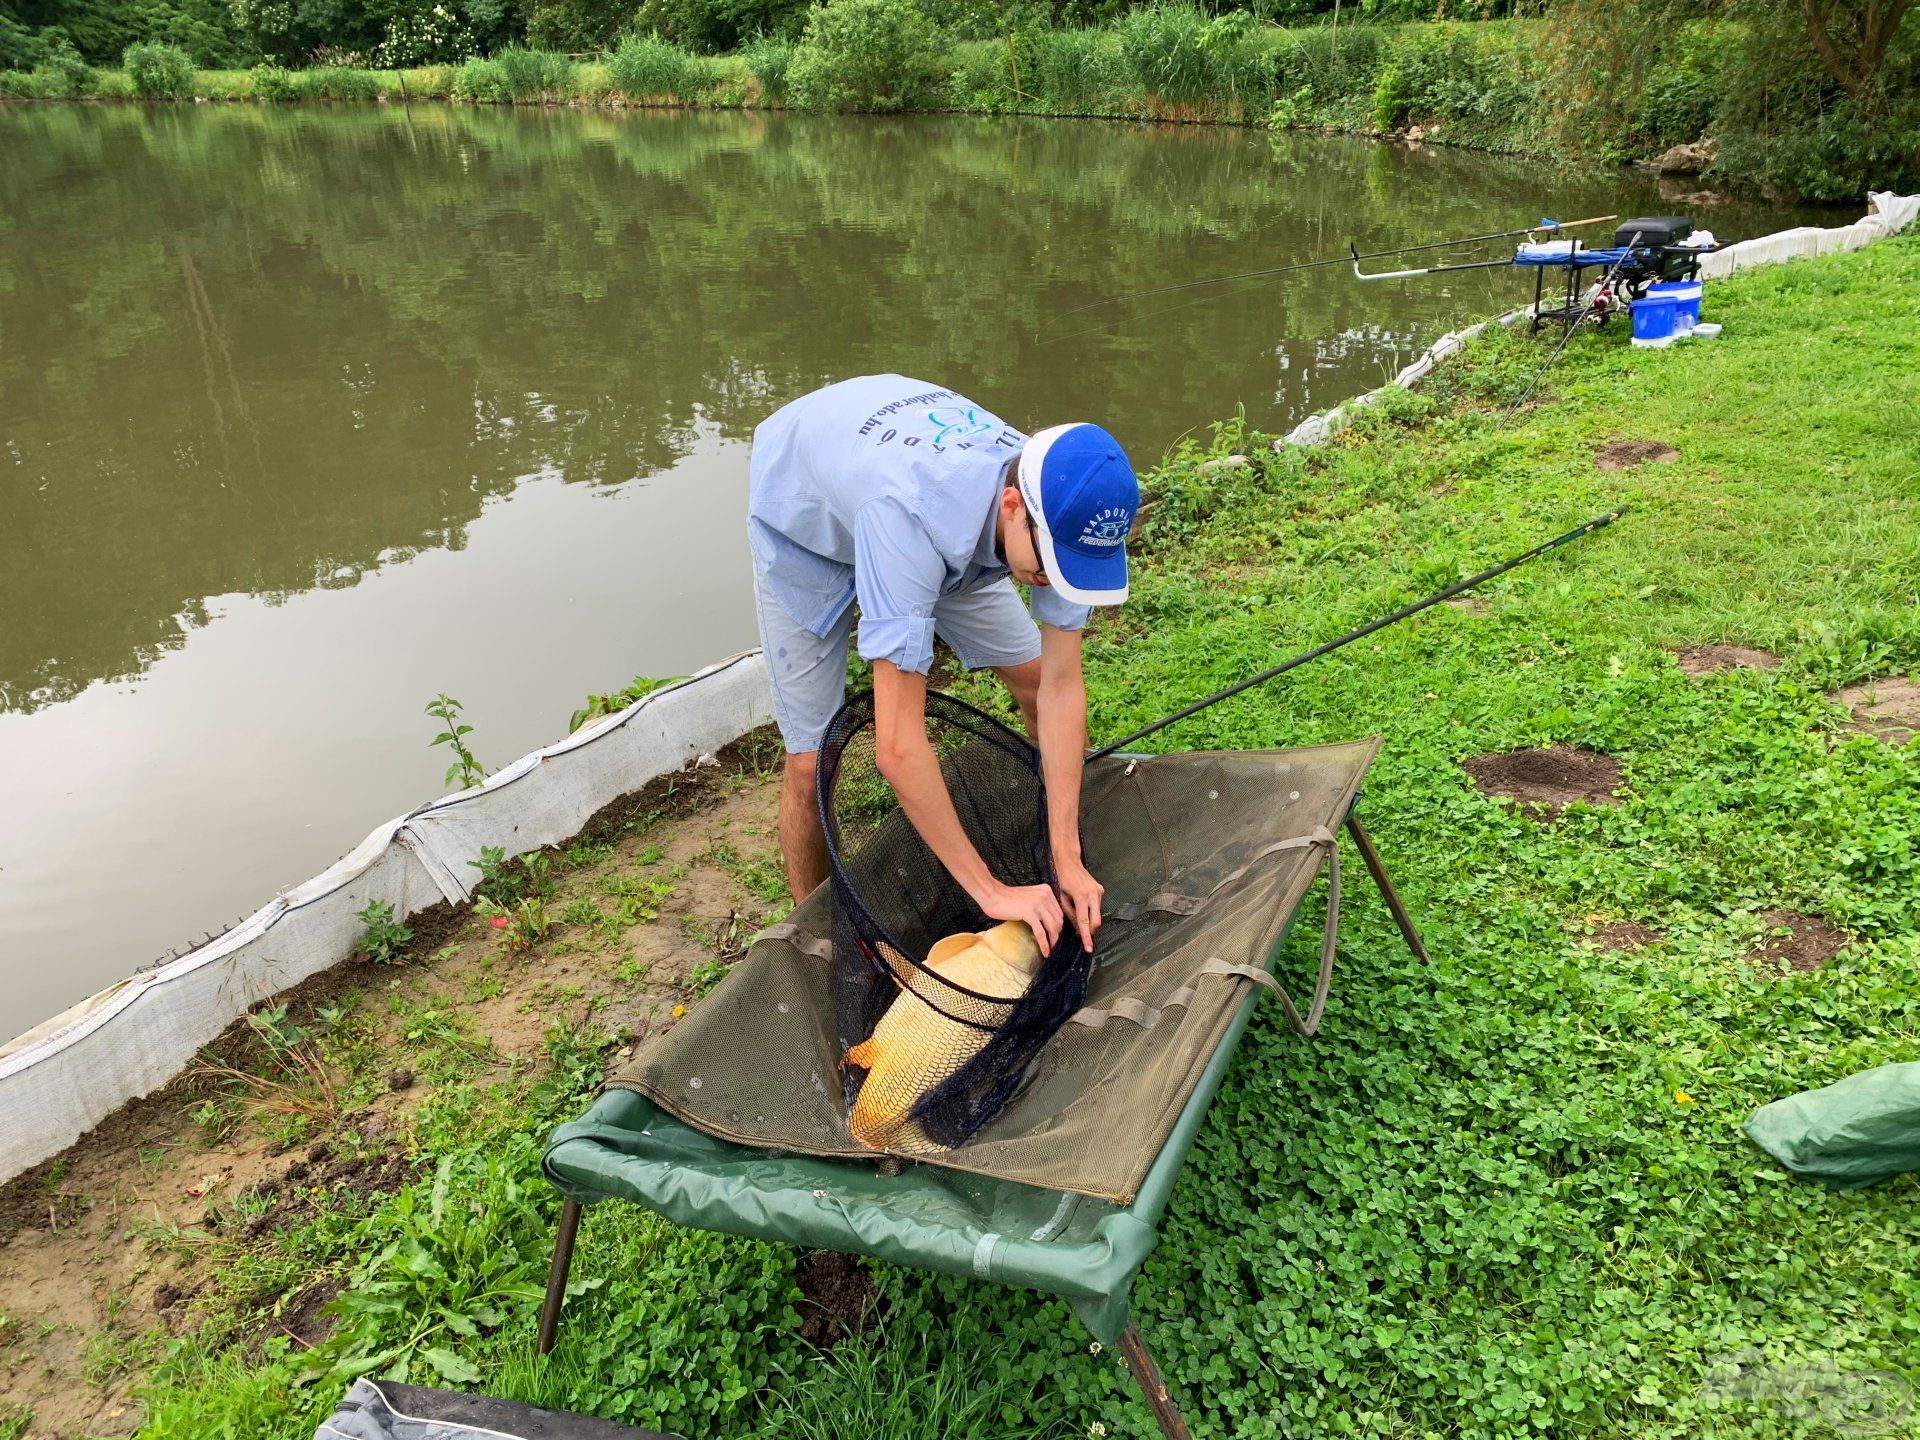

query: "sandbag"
(1744, 1062), (1920, 1190)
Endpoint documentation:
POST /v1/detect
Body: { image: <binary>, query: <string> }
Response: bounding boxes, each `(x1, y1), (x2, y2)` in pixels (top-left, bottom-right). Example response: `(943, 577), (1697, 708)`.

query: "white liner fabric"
(1278, 194), (1918, 451)
(0, 654), (773, 1184)
(5, 196), (1916, 1186)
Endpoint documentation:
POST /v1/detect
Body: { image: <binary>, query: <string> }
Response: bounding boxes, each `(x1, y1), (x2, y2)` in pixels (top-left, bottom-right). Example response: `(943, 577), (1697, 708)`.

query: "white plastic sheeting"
(1278, 193), (1919, 451)
(0, 653), (773, 1184)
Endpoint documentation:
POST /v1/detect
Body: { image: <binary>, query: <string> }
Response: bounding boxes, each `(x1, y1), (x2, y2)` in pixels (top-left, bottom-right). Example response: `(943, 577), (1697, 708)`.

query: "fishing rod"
(1047, 214), (1619, 326)
(1089, 506), (1629, 759)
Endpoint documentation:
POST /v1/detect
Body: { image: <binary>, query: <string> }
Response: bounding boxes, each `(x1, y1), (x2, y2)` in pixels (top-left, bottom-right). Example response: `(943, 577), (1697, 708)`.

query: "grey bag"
(314, 1379), (680, 1440)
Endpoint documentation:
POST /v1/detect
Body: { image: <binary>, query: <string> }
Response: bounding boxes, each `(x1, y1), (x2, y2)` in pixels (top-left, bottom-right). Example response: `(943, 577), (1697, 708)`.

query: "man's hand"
(1053, 854), (1103, 953)
(983, 882), (1064, 956)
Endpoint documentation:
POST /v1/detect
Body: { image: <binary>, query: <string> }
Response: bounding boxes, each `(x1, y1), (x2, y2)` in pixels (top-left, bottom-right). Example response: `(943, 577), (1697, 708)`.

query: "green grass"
(115, 233), (1920, 1437)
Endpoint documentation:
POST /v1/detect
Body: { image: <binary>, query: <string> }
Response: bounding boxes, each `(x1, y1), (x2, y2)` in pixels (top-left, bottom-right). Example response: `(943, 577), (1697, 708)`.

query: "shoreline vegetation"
(3, 4), (1918, 200)
(1, 225), (1916, 1440)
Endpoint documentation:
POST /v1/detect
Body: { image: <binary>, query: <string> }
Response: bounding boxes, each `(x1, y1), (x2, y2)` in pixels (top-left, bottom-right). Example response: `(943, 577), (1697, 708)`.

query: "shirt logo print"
(926, 407), (993, 444)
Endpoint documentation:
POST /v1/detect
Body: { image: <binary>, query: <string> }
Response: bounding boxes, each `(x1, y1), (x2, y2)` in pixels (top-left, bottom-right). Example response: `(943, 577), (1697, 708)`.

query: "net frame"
(815, 688), (1093, 1150)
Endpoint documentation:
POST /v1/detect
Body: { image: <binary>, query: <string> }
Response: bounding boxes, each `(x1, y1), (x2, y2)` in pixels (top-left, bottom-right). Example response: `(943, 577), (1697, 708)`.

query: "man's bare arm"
(1036, 625), (1102, 951)
(871, 660), (1064, 952)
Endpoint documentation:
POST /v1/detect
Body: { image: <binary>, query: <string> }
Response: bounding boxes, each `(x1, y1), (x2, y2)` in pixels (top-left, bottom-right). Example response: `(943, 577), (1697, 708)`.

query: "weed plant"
(608, 35), (707, 102)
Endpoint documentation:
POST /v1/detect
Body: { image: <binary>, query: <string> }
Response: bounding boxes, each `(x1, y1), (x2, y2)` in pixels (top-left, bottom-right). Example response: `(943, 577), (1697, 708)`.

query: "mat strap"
(1076, 827), (1340, 1038)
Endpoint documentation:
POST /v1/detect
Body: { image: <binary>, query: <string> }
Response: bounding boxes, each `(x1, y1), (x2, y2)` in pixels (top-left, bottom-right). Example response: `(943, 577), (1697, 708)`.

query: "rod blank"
(1089, 507), (1629, 759)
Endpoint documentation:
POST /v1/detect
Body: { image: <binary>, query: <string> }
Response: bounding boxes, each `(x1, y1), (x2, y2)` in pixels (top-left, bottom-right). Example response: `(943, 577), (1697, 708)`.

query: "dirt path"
(0, 742), (785, 1439)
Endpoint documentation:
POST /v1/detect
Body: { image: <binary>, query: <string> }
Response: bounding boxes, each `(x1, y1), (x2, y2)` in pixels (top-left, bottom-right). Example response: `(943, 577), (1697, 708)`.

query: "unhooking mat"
(542, 741), (1379, 1340)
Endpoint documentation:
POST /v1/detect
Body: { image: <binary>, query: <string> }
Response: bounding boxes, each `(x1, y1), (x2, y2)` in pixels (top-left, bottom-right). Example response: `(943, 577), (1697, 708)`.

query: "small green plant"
(354, 900), (413, 965)
(479, 895), (552, 953)
(122, 42), (194, 98)
(318, 1147), (550, 1386)
(569, 674), (682, 734)
(685, 957), (730, 998)
(426, 693), (486, 790)
(470, 845), (520, 905)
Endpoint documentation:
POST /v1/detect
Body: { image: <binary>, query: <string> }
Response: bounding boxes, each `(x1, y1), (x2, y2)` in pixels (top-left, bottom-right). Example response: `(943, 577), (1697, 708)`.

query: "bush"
(608, 34), (706, 101)
(787, 0), (941, 111)
(1370, 59), (1406, 129)
(452, 54), (509, 99)
(248, 61), (298, 98)
(494, 44), (575, 97)
(372, 3), (478, 66)
(33, 44), (98, 96)
(740, 32), (793, 102)
(123, 41), (195, 97)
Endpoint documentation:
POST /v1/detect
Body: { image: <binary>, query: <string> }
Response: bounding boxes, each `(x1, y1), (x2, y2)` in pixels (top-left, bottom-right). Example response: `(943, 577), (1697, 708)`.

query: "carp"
(845, 921), (1044, 1153)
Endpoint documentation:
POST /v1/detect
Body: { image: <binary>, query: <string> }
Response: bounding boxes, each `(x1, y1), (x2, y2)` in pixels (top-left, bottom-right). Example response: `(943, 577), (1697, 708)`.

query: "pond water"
(0, 103), (1825, 1038)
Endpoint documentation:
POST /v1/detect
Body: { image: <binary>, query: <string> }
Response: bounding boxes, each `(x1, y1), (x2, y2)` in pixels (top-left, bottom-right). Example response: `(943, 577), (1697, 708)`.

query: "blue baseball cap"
(1016, 423), (1138, 606)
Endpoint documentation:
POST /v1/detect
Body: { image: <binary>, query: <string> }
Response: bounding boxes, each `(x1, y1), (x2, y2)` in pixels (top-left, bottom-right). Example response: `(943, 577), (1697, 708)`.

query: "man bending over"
(747, 374), (1138, 955)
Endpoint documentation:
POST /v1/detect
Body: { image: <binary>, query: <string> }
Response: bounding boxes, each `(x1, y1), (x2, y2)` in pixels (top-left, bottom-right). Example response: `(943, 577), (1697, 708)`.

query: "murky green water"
(0, 103), (1823, 1035)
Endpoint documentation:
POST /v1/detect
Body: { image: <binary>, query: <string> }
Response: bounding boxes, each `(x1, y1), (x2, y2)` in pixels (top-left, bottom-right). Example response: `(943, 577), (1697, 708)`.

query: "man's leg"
(754, 573), (852, 902)
(993, 657), (1042, 736)
(779, 749), (828, 901)
(932, 580), (1044, 733)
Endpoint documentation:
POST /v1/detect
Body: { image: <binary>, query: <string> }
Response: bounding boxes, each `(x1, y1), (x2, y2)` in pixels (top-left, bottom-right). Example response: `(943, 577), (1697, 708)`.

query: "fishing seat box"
(1617, 216), (1700, 280)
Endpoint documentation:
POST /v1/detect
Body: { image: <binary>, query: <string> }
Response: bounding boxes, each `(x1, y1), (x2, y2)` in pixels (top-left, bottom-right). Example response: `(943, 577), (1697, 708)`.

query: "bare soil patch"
(1745, 909), (1850, 973)
(1835, 676), (1920, 746)
(1594, 439), (1679, 471)
(1674, 645), (1781, 676)
(1580, 919), (1666, 952)
(1461, 747), (1625, 819)
(1443, 594), (1489, 616)
(795, 1249), (885, 1348)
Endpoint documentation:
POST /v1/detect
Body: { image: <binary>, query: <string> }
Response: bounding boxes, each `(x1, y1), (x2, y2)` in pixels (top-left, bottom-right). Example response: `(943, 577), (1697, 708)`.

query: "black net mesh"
(816, 689), (1093, 1154)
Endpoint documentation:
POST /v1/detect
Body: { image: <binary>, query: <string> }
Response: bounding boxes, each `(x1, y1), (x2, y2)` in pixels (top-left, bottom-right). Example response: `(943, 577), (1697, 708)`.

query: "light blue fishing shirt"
(747, 374), (1089, 675)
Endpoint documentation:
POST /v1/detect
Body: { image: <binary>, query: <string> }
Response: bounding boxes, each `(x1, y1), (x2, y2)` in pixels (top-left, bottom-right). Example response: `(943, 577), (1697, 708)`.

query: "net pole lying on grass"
(1089, 507), (1629, 760)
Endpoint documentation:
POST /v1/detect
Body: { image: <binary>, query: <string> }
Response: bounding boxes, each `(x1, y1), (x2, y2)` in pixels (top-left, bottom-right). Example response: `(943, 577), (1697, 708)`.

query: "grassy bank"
(4, 8), (1916, 199)
(3, 233), (1919, 1440)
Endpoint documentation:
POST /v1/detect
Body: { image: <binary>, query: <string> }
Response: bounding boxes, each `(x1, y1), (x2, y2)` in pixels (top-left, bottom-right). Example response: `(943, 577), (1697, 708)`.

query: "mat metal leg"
(1118, 1324), (1193, 1440)
(536, 1197), (582, 1356)
(1344, 816), (1430, 965)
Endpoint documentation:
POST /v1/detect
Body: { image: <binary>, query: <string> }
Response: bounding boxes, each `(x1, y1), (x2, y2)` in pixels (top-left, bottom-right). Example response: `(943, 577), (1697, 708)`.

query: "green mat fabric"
(541, 913), (1301, 1344)
(541, 741), (1384, 1342)
(1744, 1061), (1920, 1191)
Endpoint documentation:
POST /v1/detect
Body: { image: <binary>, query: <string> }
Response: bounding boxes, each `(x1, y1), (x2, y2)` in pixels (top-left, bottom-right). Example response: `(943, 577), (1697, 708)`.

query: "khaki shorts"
(754, 575), (1042, 754)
